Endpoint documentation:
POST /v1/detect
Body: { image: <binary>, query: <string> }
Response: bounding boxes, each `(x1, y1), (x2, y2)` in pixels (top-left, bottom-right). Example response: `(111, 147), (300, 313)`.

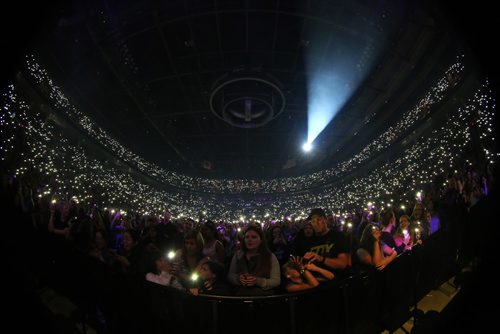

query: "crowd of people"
(5, 162), (492, 299)
(4, 156), (497, 334)
(1, 41), (497, 334)
(1, 59), (496, 224)
(20, 55), (467, 195)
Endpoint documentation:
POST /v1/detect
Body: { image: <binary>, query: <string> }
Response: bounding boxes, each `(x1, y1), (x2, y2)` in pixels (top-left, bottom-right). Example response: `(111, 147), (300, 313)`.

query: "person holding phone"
(227, 224), (280, 296)
(357, 223), (397, 271)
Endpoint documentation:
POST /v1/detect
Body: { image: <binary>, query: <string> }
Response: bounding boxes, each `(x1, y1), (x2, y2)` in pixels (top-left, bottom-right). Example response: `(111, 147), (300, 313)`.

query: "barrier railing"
(39, 228), (457, 334)
(129, 229), (457, 334)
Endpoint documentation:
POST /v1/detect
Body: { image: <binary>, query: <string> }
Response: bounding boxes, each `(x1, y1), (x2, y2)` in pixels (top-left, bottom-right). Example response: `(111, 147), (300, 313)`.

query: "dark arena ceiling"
(3, 0), (498, 181)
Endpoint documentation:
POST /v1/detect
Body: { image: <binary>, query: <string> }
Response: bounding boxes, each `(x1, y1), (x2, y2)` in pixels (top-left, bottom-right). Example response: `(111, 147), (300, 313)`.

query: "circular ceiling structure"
(209, 75), (286, 128)
(8, 0), (496, 179)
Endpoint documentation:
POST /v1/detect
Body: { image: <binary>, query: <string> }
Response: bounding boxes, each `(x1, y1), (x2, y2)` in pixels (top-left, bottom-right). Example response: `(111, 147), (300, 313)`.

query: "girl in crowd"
(200, 220), (226, 263)
(267, 225), (290, 266)
(145, 249), (184, 290)
(171, 230), (207, 288)
(411, 202), (429, 240)
(189, 259), (229, 296)
(357, 223), (397, 271)
(394, 215), (421, 251)
(227, 224), (281, 295)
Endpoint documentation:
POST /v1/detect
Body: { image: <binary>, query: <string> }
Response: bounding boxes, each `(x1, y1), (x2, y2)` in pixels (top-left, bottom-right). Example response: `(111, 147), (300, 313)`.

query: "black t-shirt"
(303, 229), (352, 278)
(304, 229), (349, 258)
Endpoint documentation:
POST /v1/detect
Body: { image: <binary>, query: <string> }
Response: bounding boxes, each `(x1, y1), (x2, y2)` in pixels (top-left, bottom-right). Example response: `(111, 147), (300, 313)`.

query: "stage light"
(302, 142), (312, 152)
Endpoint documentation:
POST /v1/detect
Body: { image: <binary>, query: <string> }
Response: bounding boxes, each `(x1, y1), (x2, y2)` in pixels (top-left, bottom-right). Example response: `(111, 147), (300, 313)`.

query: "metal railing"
(138, 229), (456, 334)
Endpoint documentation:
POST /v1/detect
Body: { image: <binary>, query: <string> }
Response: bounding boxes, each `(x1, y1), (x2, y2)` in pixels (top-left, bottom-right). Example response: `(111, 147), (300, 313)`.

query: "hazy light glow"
(1, 55), (494, 222)
(302, 142), (313, 152)
(305, 10), (387, 146)
(306, 74), (350, 144)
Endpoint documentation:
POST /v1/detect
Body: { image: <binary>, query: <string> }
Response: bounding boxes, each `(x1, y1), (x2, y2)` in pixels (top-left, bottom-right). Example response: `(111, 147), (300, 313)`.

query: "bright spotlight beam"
(306, 75), (349, 145)
(302, 142), (312, 152)
(304, 15), (384, 147)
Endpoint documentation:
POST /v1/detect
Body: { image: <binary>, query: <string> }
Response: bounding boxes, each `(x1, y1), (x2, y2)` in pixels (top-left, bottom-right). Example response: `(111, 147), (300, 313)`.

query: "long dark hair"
(359, 223), (379, 257)
(242, 224), (272, 278)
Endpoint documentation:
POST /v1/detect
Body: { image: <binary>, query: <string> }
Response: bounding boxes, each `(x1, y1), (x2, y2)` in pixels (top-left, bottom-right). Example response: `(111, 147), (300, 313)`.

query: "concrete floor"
(381, 277), (460, 334)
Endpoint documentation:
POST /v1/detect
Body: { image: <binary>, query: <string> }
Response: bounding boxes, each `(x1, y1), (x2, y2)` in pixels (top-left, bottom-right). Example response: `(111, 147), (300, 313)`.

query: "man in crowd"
(302, 208), (351, 279)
